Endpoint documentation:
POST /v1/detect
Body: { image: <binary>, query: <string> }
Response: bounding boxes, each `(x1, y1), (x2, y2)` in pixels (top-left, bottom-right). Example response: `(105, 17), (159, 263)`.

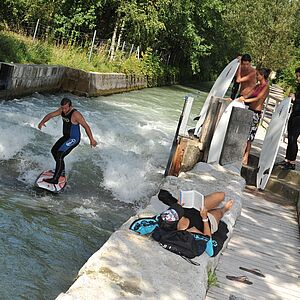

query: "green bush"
(0, 31), (51, 64)
(207, 269), (218, 288)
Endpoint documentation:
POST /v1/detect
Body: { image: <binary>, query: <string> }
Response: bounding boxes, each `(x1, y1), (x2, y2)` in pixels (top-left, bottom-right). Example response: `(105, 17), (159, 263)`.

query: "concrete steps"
(241, 155), (300, 203)
(266, 174), (299, 201)
(241, 154), (300, 226)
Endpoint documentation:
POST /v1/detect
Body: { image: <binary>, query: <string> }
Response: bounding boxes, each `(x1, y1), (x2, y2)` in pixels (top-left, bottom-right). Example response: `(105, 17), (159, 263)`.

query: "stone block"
(220, 108), (253, 165)
(265, 177), (299, 201)
(240, 165), (257, 186)
(181, 139), (202, 172)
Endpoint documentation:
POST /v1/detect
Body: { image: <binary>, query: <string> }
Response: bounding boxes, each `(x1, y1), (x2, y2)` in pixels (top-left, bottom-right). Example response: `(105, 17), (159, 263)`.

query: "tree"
(224, 0), (299, 70)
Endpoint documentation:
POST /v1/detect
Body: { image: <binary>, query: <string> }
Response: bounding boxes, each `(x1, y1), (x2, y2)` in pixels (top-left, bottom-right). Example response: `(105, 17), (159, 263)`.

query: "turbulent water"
(0, 85), (207, 299)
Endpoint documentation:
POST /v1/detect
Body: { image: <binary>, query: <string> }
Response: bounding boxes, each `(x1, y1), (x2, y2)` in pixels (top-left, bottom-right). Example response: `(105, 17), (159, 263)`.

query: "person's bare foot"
(224, 199), (234, 212)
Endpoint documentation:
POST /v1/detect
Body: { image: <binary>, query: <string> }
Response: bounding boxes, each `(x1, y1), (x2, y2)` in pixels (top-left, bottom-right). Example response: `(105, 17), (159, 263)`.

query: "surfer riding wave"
(38, 97), (97, 184)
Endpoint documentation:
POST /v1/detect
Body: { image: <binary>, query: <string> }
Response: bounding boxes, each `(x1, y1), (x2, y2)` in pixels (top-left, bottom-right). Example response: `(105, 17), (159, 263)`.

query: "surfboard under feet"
(35, 170), (67, 193)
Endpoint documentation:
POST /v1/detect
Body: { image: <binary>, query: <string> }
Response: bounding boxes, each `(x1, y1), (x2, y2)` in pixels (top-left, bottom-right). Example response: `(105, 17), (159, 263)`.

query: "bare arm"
(240, 85), (269, 104)
(73, 111), (97, 147)
(200, 207), (211, 237)
(38, 108), (61, 129)
(236, 68), (256, 83)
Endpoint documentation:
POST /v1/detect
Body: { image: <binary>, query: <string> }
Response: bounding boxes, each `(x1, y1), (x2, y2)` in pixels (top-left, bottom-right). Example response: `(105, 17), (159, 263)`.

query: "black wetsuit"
(286, 84), (300, 161)
(49, 109), (81, 182)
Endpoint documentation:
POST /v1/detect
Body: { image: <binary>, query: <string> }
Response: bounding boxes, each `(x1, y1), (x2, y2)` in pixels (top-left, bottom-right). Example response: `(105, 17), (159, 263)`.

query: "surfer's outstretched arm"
(38, 108), (61, 130)
(73, 111), (97, 147)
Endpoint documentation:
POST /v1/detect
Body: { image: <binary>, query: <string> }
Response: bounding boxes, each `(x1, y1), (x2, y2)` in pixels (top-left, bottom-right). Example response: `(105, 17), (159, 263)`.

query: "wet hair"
(60, 97), (72, 106)
(257, 68), (271, 80)
(295, 67), (300, 74)
(241, 54), (252, 62)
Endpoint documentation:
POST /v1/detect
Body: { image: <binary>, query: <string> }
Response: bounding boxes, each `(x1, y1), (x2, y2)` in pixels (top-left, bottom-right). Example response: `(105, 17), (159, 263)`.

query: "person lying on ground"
(158, 191), (234, 236)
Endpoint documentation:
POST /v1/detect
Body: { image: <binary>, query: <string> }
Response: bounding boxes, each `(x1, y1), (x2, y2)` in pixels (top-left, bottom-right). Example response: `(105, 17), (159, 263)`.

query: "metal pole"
(121, 41), (126, 52)
(167, 53), (171, 65)
(88, 30), (97, 62)
(32, 19), (40, 42)
(129, 44), (134, 56)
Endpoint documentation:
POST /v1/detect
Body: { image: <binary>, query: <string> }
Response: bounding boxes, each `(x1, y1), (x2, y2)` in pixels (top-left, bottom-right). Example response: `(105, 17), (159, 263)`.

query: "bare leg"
(208, 200), (234, 224)
(204, 192), (225, 210)
(242, 141), (251, 165)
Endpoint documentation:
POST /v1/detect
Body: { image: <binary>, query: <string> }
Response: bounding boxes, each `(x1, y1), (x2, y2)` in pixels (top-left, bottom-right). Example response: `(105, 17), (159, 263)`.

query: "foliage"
(207, 269), (218, 288)
(275, 50), (300, 94)
(0, 31), (174, 83)
(0, 0), (299, 88)
(0, 31), (51, 64)
(224, 0), (299, 70)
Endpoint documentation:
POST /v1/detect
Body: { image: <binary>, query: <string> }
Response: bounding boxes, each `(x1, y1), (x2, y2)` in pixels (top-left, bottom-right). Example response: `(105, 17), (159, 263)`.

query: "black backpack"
(152, 228), (206, 263)
(157, 189), (177, 206)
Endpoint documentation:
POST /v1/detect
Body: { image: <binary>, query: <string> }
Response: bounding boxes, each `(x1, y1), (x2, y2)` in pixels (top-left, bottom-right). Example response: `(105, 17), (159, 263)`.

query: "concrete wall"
(62, 68), (147, 97)
(0, 62), (147, 100)
(220, 107), (253, 165)
(0, 63), (64, 99)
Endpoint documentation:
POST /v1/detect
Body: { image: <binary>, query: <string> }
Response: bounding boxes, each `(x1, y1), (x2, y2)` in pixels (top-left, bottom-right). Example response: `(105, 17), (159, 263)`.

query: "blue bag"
(129, 216), (159, 235)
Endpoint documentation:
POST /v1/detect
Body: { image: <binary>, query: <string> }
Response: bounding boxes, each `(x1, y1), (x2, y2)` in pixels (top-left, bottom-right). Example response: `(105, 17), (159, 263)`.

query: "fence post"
(129, 44), (134, 56)
(88, 30), (97, 62)
(167, 53), (171, 65)
(32, 19), (40, 42)
(136, 46), (140, 60)
(121, 41), (126, 52)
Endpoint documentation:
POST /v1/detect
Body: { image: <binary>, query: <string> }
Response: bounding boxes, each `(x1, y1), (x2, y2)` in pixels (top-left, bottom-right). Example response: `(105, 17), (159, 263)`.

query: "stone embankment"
(56, 162), (245, 300)
(0, 62), (147, 100)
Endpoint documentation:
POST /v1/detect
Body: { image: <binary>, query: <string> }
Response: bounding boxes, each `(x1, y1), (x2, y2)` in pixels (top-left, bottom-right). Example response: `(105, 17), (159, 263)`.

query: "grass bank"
(0, 30), (177, 85)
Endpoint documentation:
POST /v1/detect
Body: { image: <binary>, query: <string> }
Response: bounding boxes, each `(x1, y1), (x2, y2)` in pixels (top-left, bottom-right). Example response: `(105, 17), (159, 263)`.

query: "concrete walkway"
(206, 125), (300, 300)
(206, 187), (300, 300)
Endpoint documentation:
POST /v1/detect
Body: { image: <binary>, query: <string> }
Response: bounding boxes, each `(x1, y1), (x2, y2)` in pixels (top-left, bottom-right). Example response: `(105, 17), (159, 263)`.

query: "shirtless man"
(38, 97), (97, 184)
(235, 54), (256, 97)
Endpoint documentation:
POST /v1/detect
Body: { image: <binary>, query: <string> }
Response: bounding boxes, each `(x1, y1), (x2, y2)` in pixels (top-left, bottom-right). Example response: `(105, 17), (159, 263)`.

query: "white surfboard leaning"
(35, 170), (67, 193)
(207, 99), (245, 164)
(256, 97), (292, 190)
(178, 96), (194, 136)
(194, 58), (240, 137)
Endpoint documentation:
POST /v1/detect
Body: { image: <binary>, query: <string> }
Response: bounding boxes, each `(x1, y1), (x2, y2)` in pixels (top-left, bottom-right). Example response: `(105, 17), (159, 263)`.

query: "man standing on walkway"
(38, 97), (97, 184)
(280, 67), (300, 170)
(231, 54), (256, 99)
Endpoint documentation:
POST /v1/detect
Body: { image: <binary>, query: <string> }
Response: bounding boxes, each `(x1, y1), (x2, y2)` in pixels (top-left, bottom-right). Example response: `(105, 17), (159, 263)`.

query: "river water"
(0, 85), (207, 299)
